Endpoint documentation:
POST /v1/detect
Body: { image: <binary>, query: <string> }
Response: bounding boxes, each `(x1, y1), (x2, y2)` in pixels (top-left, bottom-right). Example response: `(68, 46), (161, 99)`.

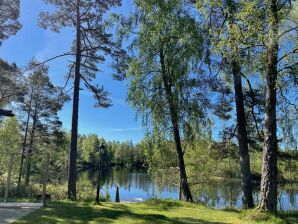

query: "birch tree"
(124, 0), (208, 202)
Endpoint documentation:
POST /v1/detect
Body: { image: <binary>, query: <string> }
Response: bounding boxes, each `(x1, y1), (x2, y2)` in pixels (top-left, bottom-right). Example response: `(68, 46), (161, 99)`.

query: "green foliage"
(0, 58), (23, 107)
(144, 134), (298, 189)
(77, 135), (145, 167)
(0, 117), (22, 174)
(0, 120), (146, 200)
(242, 210), (287, 224)
(0, 182), (110, 202)
(49, 132), (70, 183)
(0, 117), (21, 153)
(81, 134), (99, 165)
(126, 0), (208, 137)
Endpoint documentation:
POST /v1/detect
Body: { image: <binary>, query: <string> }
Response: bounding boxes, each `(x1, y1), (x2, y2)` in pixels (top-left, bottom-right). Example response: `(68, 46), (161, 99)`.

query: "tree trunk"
(25, 106), (38, 188)
(68, 0), (81, 200)
(259, 0), (279, 212)
(226, 0), (254, 208)
(231, 60), (254, 209)
(17, 97), (32, 190)
(42, 153), (50, 205)
(160, 48), (193, 202)
(4, 153), (14, 202)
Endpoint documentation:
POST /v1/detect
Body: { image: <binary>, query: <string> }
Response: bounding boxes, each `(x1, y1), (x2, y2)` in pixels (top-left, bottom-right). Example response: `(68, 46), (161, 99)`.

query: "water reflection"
(78, 167), (179, 202)
(193, 181), (298, 211)
(77, 167), (298, 211)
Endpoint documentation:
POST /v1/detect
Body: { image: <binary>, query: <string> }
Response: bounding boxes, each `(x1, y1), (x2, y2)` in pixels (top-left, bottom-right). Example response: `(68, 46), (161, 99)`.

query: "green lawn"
(14, 199), (297, 224)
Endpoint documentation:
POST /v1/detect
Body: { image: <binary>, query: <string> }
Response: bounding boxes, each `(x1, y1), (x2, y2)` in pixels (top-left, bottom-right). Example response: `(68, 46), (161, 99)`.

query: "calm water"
(78, 167), (298, 211)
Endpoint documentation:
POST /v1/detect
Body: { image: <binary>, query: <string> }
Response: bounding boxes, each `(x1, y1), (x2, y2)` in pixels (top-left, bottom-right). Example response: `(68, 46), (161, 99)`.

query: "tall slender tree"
(258, 0), (297, 212)
(259, 0), (279, 212)
(17, 92), (32, 189)
(39, 0), (124, 199)
(193, 0), (255, 208)
(226, 0), (254, 209)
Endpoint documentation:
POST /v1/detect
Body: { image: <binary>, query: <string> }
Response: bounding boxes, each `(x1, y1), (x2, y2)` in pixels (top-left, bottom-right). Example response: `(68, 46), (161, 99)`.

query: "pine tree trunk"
(259, 0), (278, 212)
(25, 106), (38, 188)
(160, 48), (193, 202)
(231, 60), (254, 209)
(17, 97), (32, 190)
(68, 0), (81, 200)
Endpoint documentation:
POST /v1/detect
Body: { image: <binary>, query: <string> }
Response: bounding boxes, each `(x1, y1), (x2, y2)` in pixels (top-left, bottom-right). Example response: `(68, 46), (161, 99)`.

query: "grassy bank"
(15, 199), (297, 224)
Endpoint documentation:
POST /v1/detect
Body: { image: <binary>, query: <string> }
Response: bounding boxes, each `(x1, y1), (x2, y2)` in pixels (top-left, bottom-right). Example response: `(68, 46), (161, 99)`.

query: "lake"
(78, 167), (298, 211)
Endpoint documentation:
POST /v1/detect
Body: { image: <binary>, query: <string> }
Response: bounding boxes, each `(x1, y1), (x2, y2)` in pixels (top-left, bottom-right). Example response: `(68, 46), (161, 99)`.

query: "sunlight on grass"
(14, 200), (297, 224)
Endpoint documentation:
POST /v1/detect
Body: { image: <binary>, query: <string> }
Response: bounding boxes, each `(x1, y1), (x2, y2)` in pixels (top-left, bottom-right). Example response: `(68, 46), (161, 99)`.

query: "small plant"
(99, 187), (111, 202)
(242, 210), (286, 224)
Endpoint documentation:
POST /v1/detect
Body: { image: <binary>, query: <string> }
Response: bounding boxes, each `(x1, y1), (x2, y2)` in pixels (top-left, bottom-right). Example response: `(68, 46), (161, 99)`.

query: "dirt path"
(0, 203), (43, 224)
(0, 208), (36, 224)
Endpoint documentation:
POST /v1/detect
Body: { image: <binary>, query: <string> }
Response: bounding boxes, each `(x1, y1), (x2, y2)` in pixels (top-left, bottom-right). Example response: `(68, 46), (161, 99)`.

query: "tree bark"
(259, 0), (279, 212)
(17, 96), (32, 190)
(68, 0), (81, 200)
(160, 48), (193, 202)
(25, 106), (38, 188)
(231, 60), (254, 209)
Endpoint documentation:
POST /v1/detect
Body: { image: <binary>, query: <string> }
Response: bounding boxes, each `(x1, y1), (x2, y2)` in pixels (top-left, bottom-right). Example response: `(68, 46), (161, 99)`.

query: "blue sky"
(0, 0), (145, 143)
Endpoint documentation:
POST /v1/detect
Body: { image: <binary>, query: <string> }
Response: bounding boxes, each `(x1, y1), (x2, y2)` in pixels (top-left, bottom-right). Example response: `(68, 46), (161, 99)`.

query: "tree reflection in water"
(77, 167), (298, 210)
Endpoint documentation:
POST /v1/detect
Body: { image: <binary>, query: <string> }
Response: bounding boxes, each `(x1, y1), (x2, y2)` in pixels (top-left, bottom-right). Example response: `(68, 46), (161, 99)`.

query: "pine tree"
(0, 0), (21, 45)
(193, 0), (256, 208)
(0, 59), (23, 108)
(39, 0), (124, 199)
(258, 0), (297, 212)
(0, 0), (22, 114)
(17, 61), (67, 188)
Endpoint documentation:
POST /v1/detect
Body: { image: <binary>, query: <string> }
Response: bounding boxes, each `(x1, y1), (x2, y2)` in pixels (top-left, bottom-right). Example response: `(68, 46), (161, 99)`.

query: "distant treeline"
(74, 134), (146, 169)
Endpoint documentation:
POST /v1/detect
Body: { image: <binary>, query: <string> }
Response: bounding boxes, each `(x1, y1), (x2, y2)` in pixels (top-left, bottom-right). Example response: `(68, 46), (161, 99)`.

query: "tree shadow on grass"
(220, 208), (240, 213)
(278, 211), (298, 224)
(15, 202), (230, 224)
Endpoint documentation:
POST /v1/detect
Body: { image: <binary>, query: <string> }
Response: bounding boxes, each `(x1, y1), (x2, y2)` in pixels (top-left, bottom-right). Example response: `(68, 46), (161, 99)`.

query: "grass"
(14, 199), (297, 224)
